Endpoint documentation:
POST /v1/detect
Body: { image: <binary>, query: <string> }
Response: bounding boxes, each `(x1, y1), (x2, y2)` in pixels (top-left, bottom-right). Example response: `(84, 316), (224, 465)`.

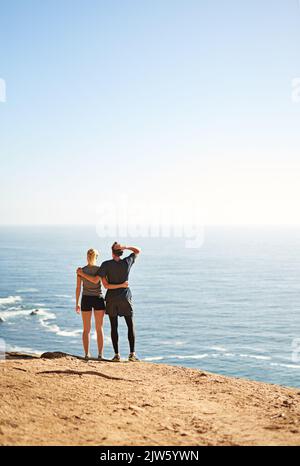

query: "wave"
(6, 344), (41, 355)
(0, 309), (35, 320)
(16, 288), (39, 293)
(240, 346), (268, 353)
(143, 352), (273, 364)
(270, 362), (300, 369)
(210, 346), (227, 352)
(54, 294), (72, 298)
(38, 320), (110, 342)
(160, 340), (186, 346)
(170, 354), (209, 360)
(143, 356), (165, 361)
(143, 354), (209, 362)
(0, 308), (54, 321)
(39, 317), (81, 338)
(0, 296), (22, 306)
(239, 354), (271, 361)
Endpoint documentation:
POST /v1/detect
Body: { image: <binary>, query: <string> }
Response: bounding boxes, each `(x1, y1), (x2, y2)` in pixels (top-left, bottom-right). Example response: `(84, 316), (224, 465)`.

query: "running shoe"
(128, 353), (140, 362)
(111, 354), (121, 362)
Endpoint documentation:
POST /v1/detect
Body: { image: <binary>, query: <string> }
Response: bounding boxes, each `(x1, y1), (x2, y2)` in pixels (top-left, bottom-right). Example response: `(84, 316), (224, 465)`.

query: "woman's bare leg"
(94, 310), (105, 357)
(81, 311), (92, 356)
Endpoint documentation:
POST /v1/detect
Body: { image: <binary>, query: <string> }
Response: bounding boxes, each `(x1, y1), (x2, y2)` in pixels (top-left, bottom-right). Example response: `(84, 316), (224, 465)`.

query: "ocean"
(0, 225), (300, 388)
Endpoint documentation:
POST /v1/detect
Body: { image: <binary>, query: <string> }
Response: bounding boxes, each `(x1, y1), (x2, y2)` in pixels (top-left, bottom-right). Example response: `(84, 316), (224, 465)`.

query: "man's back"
(98, 253), (136, 301)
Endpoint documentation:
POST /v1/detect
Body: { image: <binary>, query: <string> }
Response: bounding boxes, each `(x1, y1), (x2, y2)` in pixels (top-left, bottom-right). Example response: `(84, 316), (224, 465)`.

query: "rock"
(41, 352), (67, 359)
(5, 352), (39, 360)
(158, 425), (175, 432)
(30, 309), (39, 315)
(264, 425), (281, 430)
(282, 400), (293, 407)
(0, 317), (4, 323)
(129, 405), (144, 413)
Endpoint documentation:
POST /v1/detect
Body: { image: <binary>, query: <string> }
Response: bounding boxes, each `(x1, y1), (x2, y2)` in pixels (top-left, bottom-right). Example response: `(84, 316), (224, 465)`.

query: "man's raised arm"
(118, 245), (141, 255)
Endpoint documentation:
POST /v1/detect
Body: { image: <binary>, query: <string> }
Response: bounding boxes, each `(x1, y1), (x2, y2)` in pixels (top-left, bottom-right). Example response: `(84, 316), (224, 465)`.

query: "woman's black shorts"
(81, 295), (105, 311)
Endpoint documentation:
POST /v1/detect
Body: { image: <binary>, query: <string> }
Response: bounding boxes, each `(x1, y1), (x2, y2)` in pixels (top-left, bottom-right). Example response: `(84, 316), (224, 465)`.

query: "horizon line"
(1, 224), (300, 228)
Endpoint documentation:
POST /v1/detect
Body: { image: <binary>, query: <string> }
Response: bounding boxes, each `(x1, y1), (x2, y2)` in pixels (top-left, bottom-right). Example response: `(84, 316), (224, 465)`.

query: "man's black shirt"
(97, 253), (136, 302)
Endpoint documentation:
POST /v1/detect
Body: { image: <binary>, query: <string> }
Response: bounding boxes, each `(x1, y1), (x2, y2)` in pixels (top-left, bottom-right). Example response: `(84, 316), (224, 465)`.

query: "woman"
(76, 248), (128, 360)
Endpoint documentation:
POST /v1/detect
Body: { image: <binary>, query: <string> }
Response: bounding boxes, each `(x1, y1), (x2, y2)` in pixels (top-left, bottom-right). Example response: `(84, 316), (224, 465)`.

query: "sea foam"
(0, 296), (22, 306)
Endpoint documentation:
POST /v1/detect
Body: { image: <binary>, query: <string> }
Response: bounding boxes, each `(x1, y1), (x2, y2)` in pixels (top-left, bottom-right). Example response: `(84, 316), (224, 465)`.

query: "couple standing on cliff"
(76, 242), (141, 362)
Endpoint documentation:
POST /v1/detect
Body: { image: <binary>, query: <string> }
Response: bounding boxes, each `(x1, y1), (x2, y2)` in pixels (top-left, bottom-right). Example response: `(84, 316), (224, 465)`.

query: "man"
(77, 242), (141, 362)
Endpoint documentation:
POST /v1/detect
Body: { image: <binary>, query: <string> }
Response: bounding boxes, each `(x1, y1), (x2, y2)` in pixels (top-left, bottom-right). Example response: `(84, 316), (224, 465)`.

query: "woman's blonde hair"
(87, 248), (99, 265)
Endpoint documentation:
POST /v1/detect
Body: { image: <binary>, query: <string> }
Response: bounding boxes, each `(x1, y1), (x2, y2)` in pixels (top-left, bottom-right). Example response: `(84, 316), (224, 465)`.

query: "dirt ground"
(1, 352), (300, 446)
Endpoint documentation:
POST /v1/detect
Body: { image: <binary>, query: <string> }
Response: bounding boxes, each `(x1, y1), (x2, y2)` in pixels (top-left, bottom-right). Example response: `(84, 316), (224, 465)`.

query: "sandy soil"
(0, 352), (300, 446)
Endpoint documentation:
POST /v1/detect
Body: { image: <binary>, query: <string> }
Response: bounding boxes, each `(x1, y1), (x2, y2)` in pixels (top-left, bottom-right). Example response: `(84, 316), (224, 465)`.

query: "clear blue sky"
(1, 0), (300, 225)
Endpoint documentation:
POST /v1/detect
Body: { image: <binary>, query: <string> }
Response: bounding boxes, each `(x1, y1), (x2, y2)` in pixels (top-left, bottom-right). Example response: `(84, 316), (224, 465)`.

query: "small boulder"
(41, 352), (67, 359)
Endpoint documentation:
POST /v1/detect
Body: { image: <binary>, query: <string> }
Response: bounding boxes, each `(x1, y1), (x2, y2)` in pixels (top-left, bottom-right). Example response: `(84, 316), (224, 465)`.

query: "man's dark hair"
(112, 241), (123, 257)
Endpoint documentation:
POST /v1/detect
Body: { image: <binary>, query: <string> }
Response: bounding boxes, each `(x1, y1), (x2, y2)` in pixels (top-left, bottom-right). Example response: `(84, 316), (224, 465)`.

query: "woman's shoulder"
(82, 265), (100, 272)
